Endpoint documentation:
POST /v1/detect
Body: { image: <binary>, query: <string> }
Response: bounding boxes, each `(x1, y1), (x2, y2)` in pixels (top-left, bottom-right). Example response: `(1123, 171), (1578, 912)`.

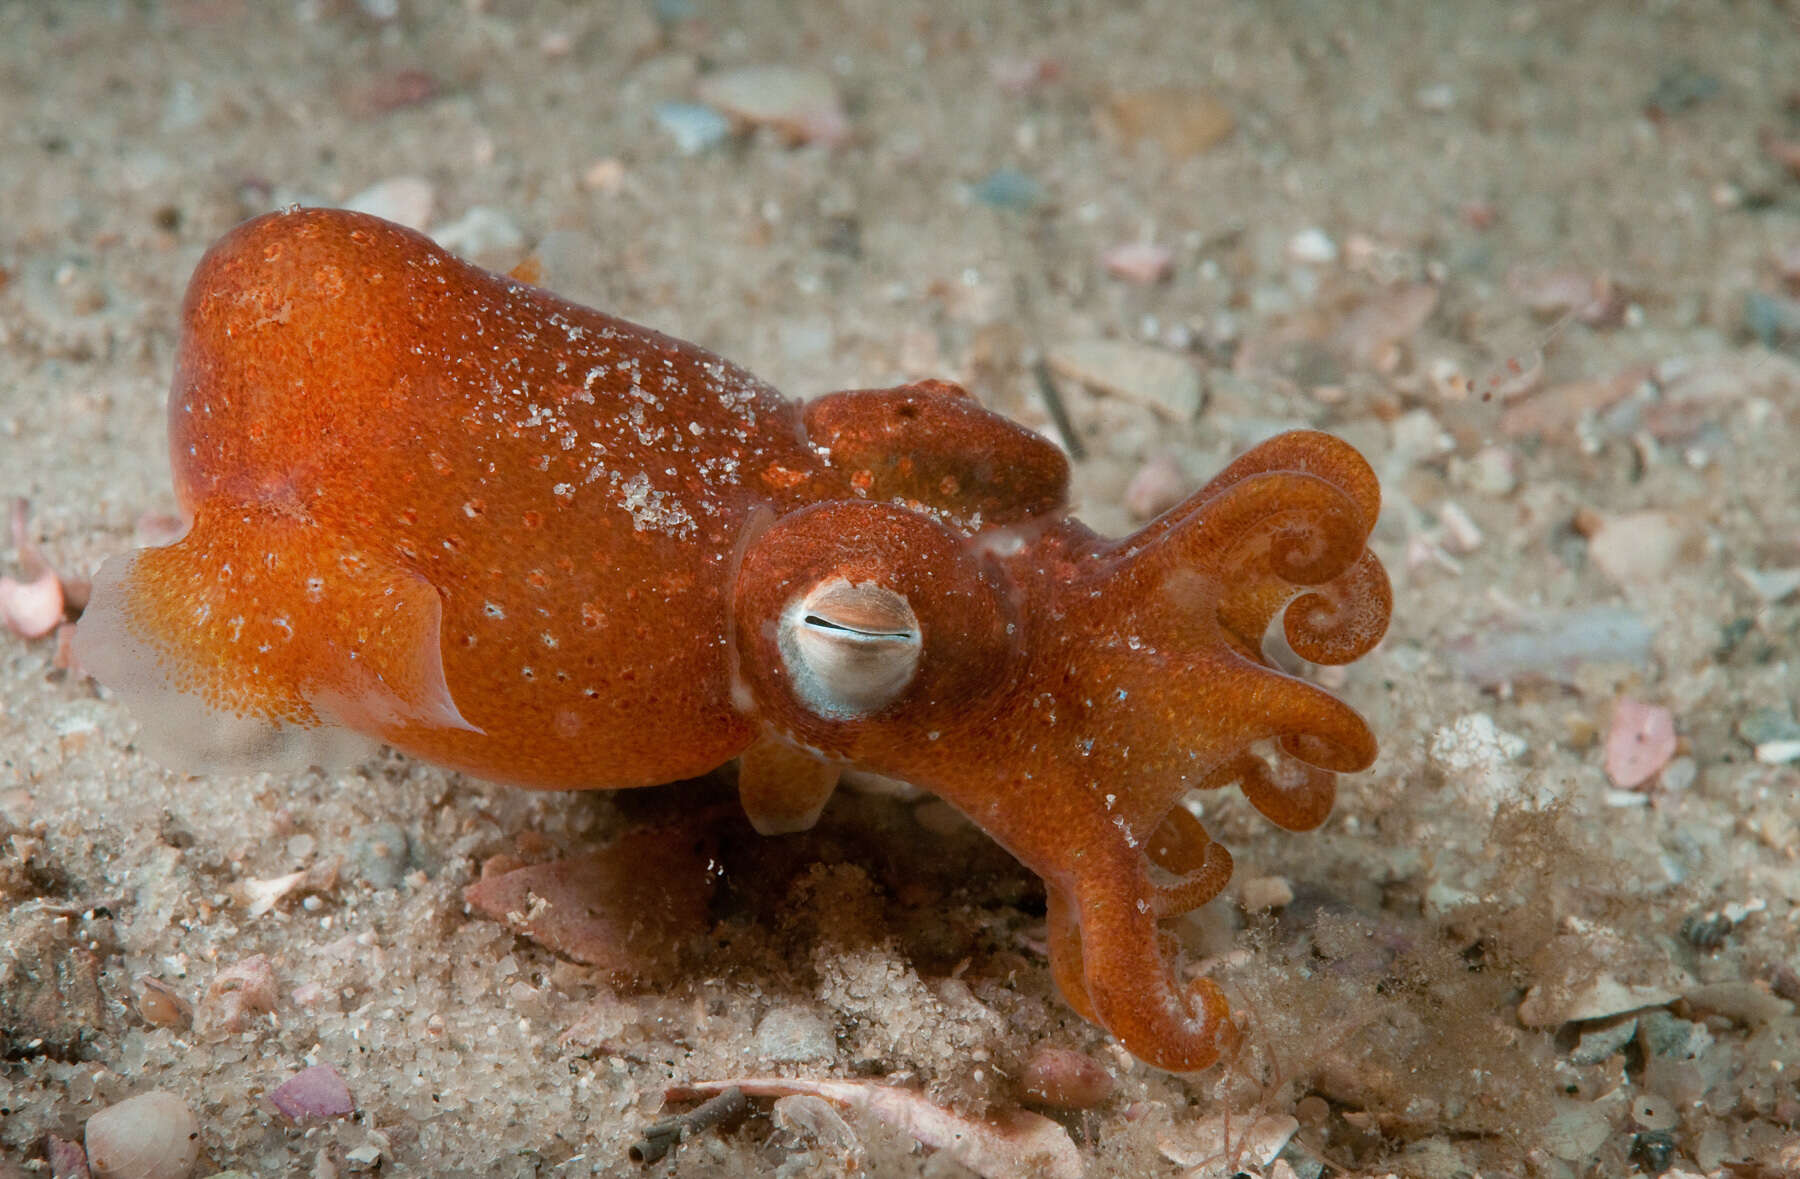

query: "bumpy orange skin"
(80, 208), (1392, 1072)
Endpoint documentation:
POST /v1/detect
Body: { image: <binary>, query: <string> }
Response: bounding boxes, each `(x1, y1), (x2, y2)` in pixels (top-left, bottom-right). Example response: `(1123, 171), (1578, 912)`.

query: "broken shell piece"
(1158, 1112), (1299, 1173)
(1286, 227), (1338, 265)
(780, 578), (921, 718)
(772, 1095), (860, 1158)
(1587, 511), (1691, 588)
(84, 1090), (200, 1179)
(1507, 266), (1624, 327)
(4, 497), (73, 637)
(1434, 501), (1484, 555)
(697, 66), (849, 147)
(665, 1078), (1080, 1179)
(1518, 926), (1693, 1027)
(200, 954), (278, 1035)
(1046, 340), (1203, 421)
(1603, 698), (1677, 789)
(1020, 1047), (1115, 1110)
(268, 1063), (355, 1122)
(235, 870), (305, 918)
(0, 570), (63, 637)
(135, 978), (192, 1029)
(1101, 241), (1174, 284)
(1733, 564), (1800, 604)
(45, 1134), (89, 1178)
(462, 819), (719, 981)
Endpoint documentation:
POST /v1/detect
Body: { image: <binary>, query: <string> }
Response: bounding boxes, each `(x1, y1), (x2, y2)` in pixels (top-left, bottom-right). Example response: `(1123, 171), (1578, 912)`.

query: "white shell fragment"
(85, 1090), (201, 1179)
(1047, 340), (1203, 421)
(697, 65), (850, 146)
(780, 578), (921, 718)
(1159, 1112), (1299, 1174)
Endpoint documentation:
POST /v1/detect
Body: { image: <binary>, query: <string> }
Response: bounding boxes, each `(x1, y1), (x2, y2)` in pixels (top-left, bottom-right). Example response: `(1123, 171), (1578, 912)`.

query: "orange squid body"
(79, 208), (1393, 1072)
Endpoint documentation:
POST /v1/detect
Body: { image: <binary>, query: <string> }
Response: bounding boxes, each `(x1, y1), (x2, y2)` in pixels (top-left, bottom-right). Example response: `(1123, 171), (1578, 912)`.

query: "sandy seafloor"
(3, 2), (1800, 1176)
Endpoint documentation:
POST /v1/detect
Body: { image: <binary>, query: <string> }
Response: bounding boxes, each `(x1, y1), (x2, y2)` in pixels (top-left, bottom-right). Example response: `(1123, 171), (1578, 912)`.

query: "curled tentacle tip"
(1284, 549), (1392, 666)
(1128, 978), (1242, 1074)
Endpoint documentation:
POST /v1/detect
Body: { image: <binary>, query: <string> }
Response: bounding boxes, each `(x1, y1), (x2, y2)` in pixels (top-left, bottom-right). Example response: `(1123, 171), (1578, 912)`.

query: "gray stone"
(753, 1006), (836, 1063)
(349, 822), (411, 889)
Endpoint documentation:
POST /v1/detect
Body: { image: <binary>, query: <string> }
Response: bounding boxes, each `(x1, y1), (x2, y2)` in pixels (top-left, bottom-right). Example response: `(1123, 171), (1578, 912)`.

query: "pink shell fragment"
(463, 820), (718, 981)
(1020, 1046), (1115, 1109)
(46, 1133), (90, 1179)
(1101, 242), (1173, 284)
(1604, 698), (1677, 789)
(269, 1063), (356, 1121)
(1123, 454), (1188, 521)
(1, 572), (63, 638)
(990, 56), (1061, 96)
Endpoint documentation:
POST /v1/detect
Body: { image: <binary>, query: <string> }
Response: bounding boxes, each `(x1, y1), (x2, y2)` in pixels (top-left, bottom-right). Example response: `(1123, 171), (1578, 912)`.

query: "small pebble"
(990, 55), (1061, 95)
(1744, 291), (1800, 351)
(200, 955), (278, 1035)
(581, 157), (627, 194)
(1569, 1016), (1637, 1064)
(1123, 454), (1188, 521)
(1104, 86), (1234, 158)
(343, 1146), (381, 1172)
(1389, 410), (1453, 468)
(1660, 756), (1696, 792)
(654, 102), (732, 155)
(1603, 698), (1677, 789)
(1737, 707), (1800, 765)
(1631, 1093), (1678, 1131)
(1732, 564), (1800, 603)
(752, 1007), (836, 1063)
(85, 1091), (200, 1179)
(1542, 1101), (1612, 1163)
(349, 821), (411, 889)
(269, 1064), (356, 1122)
(971, 167), (1045, 210)
(1101, 241), (1174, 284)
(1586, 510), (1688, 588)
(1287, 227), (1338, 265)
(1450, 445), (1518, 497)
(136, 978), (192, 1030)
(45, 1134), (89, 1178)
(1639, 1009), (1711, 1060)
(1238, 874), (1295, 911)
(1645, 63), (1721, 117)
(432, 207), (526, 270)
(342, 175), (434, 231)
(1630, 1131), (1678, 1173)
(1414, 83), (1455, 112)
(1434, 501), (1483, 555)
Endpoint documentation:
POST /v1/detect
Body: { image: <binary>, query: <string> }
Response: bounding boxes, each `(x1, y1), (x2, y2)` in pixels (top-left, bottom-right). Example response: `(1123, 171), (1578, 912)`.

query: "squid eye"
(778, 577), (921, 718)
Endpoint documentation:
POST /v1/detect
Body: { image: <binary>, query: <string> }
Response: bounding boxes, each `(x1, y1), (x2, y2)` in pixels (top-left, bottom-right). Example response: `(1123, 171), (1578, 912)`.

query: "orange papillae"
(79, 208), (1391, 1072)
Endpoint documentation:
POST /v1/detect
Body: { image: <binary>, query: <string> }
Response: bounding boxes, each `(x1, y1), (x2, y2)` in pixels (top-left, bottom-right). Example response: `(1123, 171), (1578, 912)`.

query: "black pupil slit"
(804, 614), (914, 640)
